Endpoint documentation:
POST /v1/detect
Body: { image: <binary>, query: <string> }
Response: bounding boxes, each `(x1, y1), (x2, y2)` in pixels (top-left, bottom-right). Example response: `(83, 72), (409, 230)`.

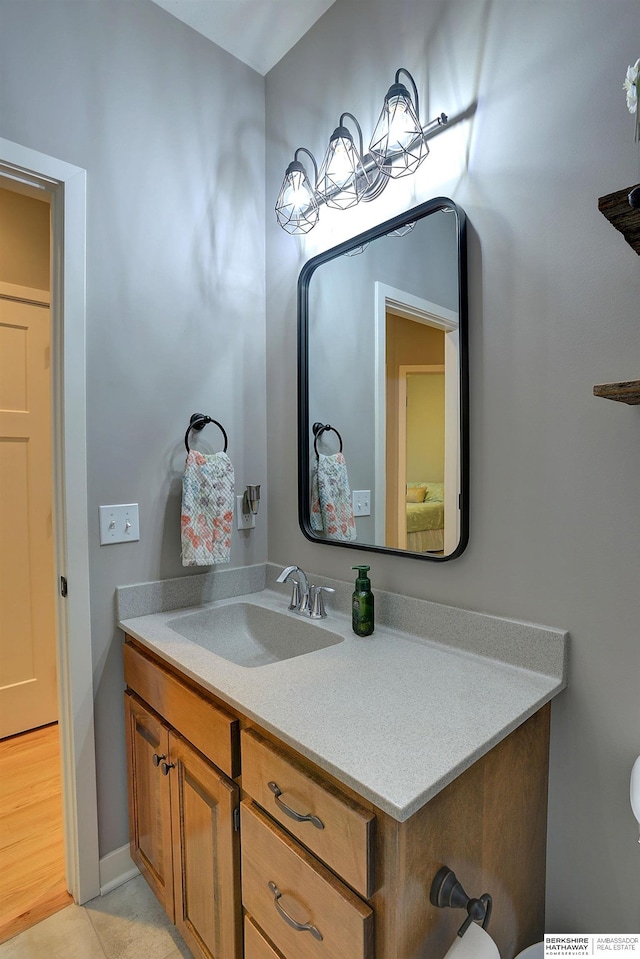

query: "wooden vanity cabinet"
(243, 915), (283, 959)
(241, 727), (375, 898)
(169, 732), (240, 959)
(124, 692), (174, 919)
(239, 710), (549, 959)
(241, 799), (373, 959)
(369, 703), (550, 959)
(124, 635), (551, 959)
(124, 645), (242, 959)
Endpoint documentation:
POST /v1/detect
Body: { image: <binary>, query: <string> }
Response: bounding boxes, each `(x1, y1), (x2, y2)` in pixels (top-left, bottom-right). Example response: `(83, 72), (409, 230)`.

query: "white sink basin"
(165, 602), (343, 668)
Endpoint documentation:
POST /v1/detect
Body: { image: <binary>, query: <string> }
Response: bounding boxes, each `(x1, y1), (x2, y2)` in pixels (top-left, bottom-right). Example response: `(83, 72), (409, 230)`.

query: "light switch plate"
(352, 490), (371, 517)
(99, 504), (140, 544)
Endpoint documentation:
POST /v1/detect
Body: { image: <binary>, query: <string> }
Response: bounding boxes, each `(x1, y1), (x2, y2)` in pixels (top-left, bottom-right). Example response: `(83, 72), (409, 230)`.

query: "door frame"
(374, 282), (459, 549)
(0, 139), (100, 903)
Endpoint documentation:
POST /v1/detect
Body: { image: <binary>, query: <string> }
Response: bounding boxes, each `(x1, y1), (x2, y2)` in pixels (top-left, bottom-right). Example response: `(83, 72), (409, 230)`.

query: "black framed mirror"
(298, 197), (468, 561)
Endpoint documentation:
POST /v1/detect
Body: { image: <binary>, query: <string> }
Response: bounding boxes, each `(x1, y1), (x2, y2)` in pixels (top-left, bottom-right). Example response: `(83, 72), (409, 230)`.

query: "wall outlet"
(99, 504), (140, 544)
(352, 490), (371, 517)
(236, 495), (256, 530)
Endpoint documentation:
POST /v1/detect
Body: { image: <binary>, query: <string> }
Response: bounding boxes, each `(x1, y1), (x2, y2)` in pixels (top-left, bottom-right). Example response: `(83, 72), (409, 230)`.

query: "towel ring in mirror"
(184, 413), (228, 454)
(312, 422), (343, 457)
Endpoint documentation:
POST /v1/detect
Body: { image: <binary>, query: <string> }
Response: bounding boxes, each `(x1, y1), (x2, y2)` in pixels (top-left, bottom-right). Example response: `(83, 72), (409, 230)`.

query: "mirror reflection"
(298, 198), (468, 561)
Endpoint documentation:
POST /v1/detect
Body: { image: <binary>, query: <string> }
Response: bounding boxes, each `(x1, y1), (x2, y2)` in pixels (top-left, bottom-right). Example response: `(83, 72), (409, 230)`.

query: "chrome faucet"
(309, 585), (335, 619)
(276, 565), (311, 614)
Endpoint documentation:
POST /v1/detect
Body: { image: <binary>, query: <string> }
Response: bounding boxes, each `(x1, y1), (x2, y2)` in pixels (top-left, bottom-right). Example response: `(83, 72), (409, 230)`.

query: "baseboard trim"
(99, 844), (139, 896)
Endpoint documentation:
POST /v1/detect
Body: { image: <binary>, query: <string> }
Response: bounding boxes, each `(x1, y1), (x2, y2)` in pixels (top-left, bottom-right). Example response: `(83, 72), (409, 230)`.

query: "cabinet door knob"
(268, 881), (323, 941)
(152, 753), (166, 767)
(267, 781), (324, 830)
(160, 761), (175, 776)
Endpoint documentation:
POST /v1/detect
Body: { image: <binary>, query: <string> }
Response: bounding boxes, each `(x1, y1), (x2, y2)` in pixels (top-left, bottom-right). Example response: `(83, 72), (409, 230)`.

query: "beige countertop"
(120, 583), (567, 822)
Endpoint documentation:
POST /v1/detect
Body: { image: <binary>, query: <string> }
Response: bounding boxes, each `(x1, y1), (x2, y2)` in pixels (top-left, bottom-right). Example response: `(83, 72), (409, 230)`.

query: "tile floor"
(0, 875), (191, 959)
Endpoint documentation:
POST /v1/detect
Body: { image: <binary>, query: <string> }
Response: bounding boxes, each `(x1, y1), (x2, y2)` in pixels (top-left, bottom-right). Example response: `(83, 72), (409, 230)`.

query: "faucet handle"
(309, 585), (335, 619)
(287, 579), (301, 611)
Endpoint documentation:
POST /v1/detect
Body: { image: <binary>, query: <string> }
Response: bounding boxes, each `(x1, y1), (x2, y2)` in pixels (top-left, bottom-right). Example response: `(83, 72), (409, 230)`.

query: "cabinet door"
(169, 732), (241, 959)
(124, 692), (174, 920)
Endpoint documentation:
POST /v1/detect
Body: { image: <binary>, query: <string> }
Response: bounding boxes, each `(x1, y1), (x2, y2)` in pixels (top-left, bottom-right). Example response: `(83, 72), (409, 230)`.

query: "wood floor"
(0, 723), (72, 944)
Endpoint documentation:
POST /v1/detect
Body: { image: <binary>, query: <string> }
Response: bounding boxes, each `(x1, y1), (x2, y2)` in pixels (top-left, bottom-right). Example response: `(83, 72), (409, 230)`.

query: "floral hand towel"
(310, 452), (356, 541)
(181, 450), (234, 566)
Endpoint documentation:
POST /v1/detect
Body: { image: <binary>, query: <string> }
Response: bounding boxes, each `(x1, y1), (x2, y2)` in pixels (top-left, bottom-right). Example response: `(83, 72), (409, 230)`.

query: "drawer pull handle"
(268, 782), (324, 830)
(160, 761), (175, 776)
(152, 753), (166, 767)
(268, 881), (323, 941)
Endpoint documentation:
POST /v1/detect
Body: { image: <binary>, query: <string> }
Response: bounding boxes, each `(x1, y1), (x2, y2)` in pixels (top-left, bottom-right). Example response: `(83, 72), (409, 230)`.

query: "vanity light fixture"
(369, 68), (429, 178)
(316, 112), (372, 210)
(344, 241), (370, 256)
(275, 147), (319, 235)
(387, 221), (416, 237)
(275, 67), (449, 234)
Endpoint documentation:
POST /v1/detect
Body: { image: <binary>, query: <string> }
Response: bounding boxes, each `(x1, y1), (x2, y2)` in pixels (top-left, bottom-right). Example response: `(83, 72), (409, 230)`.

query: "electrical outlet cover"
(236, 495), (256, 529)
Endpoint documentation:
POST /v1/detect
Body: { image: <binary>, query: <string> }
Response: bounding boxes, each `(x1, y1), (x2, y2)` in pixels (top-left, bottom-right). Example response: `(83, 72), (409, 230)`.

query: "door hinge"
(60, 576), (68, 597)
(233, 806), (240, 832)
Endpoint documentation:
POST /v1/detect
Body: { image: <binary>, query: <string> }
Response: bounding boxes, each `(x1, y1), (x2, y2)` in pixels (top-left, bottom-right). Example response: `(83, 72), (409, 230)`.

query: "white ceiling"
(150, 0), (337, 76)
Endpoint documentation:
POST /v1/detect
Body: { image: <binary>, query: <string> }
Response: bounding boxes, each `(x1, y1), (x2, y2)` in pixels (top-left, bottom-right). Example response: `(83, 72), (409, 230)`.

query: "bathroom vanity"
(121, 586), (567, 959)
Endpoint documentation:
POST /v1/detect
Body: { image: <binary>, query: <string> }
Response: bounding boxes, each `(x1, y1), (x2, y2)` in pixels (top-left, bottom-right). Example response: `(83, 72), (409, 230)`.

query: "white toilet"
(515, 945), (543, 958)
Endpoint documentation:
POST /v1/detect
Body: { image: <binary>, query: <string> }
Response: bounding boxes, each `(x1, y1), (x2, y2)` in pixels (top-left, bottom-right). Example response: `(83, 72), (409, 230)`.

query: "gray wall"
(2, 0), (639, 935)
(266, 0), (640, 934)
(0, 0), (266, 855)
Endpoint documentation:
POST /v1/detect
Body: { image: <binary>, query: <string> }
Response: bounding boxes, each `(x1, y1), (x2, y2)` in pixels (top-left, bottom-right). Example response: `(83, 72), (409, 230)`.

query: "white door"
(0, 286), (58, 739)
(1, 140), (100, 903)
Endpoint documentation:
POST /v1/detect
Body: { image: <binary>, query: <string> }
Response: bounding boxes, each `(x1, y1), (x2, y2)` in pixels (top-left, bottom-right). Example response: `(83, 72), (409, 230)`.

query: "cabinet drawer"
(241, 728), (375, 897)
(244, 916), (283, 959)
(241, 800), (373, 959)
(124, 640), (239, 778)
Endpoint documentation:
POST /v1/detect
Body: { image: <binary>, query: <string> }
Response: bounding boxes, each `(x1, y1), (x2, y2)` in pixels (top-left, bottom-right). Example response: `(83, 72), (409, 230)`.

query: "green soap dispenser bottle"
(352, 566), (374, 636)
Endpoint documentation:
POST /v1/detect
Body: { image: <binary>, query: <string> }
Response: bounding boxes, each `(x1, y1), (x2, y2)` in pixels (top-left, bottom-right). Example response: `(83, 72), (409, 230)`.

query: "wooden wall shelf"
(595, 188), (640, 404)
(593, 380), (640, 405)
(598, 186), (640, 255)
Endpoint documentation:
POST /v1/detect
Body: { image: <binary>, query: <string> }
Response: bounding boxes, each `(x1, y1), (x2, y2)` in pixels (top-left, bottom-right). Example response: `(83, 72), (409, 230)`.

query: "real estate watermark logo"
(544, 936), (640, 956)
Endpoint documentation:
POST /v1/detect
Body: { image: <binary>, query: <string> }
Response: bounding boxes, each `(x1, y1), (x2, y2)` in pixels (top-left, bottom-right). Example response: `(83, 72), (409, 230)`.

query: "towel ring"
(184, 413), (228, 454)
(312, 422), (343, 457)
